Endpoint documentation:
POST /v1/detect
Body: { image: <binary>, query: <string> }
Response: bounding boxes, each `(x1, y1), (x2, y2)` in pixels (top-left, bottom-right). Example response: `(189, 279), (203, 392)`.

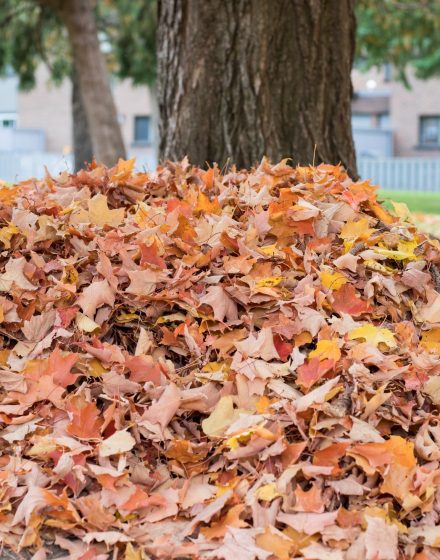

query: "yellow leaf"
(340, 218), (374, 242)
(115, 312), (139, 324)
(75, 312), (100, 333)
(391, 201), (412, 222)
(256, 483), (281, 501)
(376, 239), (418, 261)
(88, 194), (125, 228)
(256, 526), (296, 560)
(398, 239), (418, 254)
(309, 339), (341, 362)
(125, 543), (142, 560)
(87, 358), (108, 377)
(364, 259), (392, 274)
(225, 431), (253, 450)
(0, 224), (19, 249)
(348, 324), (396, 348)
(0, 349), (9, 366)
(320, 270), (348, 290)
(202, 396), (236, 438)
(420, 329), (440, 353)
(259, 244), (284, 257)
(255, 395), (271, 413)
(255, 276), (284, 288)
(110, 158), (136, 182)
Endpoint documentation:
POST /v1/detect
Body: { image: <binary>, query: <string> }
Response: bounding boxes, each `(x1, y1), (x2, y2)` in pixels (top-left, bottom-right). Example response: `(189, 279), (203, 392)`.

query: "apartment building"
(352, 66), (440, 158)
(0, 65), (157, 167)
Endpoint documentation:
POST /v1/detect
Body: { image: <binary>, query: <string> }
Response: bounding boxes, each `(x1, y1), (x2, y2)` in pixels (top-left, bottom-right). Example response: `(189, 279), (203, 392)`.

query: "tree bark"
(41, 0), (126, 166)
(157, 0), (357, 177)
(71, 68), (94, 171)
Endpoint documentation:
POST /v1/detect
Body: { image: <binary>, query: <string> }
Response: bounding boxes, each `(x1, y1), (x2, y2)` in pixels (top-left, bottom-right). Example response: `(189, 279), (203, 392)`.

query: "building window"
(0, 112), (17, 128)
(352, 113), (373, 129)
(134, 115), (151, 144)
(1, 119), (15, 128)
(383, 63), (393, 82)
(378, 113), (391, 130)
(420, 116), (440, 148)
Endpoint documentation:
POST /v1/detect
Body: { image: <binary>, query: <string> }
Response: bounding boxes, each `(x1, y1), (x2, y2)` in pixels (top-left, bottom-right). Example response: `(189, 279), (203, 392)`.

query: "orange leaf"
(201, 504), (247, 539)
(48, 348), (78, 388)
(195, 192), (221, 215)
(67, 397), (103, 440)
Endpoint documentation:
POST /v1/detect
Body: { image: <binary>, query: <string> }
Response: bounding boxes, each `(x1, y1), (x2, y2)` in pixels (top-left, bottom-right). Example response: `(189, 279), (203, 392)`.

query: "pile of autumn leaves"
(1, 159), (440, 559)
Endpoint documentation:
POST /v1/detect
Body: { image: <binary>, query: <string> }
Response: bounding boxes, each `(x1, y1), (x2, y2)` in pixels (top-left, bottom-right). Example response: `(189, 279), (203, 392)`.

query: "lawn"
(378, 189), (440, 215)
(377, 189), (440, 237)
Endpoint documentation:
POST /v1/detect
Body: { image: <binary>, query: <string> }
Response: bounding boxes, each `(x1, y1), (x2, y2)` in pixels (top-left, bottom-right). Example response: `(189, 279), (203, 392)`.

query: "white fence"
(0, 152), (73, 183)
(0, 152), (157, 184)
(358, 157), (440, 191)
(1, 152), (440, 192)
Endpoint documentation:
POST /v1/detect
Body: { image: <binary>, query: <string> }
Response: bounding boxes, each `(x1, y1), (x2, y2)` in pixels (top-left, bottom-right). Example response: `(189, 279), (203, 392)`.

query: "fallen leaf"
(99, 430), (136, 457)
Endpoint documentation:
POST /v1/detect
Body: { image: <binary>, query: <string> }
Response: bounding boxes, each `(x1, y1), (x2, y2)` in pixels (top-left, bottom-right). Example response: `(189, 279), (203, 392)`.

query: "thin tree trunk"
(71, 69), (93, 171)
(41, 0), (126, 166)
(157, 0), (357, 178)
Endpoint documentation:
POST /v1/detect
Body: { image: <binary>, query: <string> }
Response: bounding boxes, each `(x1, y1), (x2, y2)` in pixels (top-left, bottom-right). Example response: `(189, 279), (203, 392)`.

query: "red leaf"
(273, 335), (293, 362)
(332, 284), (370, 316)
(139, 241), (167, 270)
(297, 357), (335, 389)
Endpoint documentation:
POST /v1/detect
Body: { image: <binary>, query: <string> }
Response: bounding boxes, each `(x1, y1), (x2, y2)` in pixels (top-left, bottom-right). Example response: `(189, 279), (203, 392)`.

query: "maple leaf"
(201, 504), (248, 539)
(320, 269), (348, 290)
(332, 284), (371, 316)
(195, 192), (221, 215)
(202, 396), (237, 438)
(339, 218), (374, 242)
(348, 324), (397, 348)
(199, 285), (238, 323)
(235, 328), (280, 361)
(126, 269), (163, 296)
(109, 158), (136, 182)
(48, 348), (78, 387)
(273, 335), (293, 361)
(140, 382), (181, 430)
(255, 527), (296, 560)
(309, 339), (341, 362)
(67, 397), (103, 440)
(294, 377), (342, 413)
(88, 194), (125, 227)
(76, 279), (115, 318)
(0, 257), (37, 291)
(205, 528), (270, 560)
(99, 429), (136, 457)
(139, 241), (167, 269)
(297, 357), (335, 389)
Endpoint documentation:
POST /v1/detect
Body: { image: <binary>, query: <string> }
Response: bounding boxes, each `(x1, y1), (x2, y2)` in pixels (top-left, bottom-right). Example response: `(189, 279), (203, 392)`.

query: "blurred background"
(0, 0), (439, 229)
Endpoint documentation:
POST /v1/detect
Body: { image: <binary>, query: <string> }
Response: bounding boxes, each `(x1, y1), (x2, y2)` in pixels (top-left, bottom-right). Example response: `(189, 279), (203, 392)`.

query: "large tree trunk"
(157, 0), (357, 177)
(42, 0), (126, 166)
(71, 69), (93, 171)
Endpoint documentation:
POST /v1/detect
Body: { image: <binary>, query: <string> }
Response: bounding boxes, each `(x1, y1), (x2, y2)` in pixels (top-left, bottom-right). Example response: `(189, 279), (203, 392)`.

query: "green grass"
(378, 189), (440, 215)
